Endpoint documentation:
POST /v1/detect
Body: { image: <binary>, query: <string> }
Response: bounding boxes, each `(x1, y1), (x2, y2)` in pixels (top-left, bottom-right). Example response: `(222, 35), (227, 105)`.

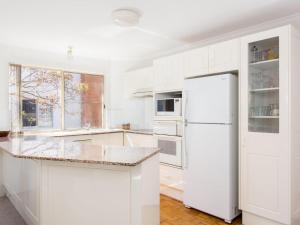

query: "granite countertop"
(23, 128), (124, 137)
(125, 129), (153, 135)
(22, 128), (153, 137)
(0, 136), (159, 166)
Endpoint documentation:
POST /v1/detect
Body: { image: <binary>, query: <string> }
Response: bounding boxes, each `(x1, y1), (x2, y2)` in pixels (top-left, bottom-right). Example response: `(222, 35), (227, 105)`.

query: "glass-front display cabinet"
(240, 25), (300, 225)
(248, 37), (279, 133)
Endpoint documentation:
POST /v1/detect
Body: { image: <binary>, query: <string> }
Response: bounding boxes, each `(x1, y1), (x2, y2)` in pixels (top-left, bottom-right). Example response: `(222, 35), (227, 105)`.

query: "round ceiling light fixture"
(112, 8), (141, 27)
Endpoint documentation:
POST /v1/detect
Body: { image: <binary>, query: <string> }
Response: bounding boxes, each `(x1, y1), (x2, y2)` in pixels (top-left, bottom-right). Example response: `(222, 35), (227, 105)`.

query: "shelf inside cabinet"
(249, 59), (279, 70)
(249, 87), (279, 93)
(249, 116), (279, 119)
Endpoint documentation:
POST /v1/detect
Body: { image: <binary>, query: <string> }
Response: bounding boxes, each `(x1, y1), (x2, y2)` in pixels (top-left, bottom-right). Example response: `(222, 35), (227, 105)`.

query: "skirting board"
(243, 211), (286, 225)
(160, 184), (183, 201)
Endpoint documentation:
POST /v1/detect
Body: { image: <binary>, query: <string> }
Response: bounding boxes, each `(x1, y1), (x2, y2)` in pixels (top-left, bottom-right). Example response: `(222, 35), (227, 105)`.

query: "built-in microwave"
(156, 98), (182, 116)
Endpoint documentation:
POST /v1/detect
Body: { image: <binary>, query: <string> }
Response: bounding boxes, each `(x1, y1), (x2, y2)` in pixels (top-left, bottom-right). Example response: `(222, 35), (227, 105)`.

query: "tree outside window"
(9, 65), (104, 132)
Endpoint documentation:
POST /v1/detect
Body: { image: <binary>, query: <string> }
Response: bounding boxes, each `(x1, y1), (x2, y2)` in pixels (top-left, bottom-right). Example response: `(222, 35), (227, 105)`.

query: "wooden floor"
(160, 195), (242, 225)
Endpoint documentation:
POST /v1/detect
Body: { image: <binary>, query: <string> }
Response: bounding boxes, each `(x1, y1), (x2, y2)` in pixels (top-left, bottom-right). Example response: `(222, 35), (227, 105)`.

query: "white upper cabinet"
(123, 66), (153, 97)
(209, 38), (240, 74)
(154, 53), (184, 92)
(183, 39), (240, 78)
(183, 47), (209, 78)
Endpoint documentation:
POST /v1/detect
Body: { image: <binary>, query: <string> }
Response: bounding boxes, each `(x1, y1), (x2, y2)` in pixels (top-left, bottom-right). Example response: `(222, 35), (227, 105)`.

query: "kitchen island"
(0, 133), (159, 225)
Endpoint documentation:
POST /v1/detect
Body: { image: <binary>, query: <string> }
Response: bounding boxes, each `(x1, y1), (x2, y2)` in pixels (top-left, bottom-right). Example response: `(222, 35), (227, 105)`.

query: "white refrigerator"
(183, 73), (240, 223)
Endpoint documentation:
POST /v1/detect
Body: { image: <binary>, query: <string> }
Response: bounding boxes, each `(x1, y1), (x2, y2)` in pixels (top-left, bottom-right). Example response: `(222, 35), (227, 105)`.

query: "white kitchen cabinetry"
(3, 153), (40, 225)
(183, 47), (209, 78)
(154, 53), (184, 92)
(240, 25), (300, 225)
(123, 66), (153, 97)
(209, 39), (240, 74)
(124, 133), (154, 147)
(2, 150), (159, 225)
(183, 39), (240, 78)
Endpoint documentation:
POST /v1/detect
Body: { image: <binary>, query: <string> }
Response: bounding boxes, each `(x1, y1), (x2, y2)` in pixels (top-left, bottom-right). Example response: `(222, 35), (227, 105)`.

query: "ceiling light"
(112, 8), (141, 27)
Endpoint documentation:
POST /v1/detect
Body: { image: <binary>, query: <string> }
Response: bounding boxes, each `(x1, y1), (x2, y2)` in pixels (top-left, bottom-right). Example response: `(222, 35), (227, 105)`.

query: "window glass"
(9, 65), (104, 132)
(20, 67), (61, 130)
(64, 72), (104, 129)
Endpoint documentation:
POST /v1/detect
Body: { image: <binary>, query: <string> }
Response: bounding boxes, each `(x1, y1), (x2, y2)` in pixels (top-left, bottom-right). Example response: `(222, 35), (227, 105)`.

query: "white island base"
(2, 152), (159, 225)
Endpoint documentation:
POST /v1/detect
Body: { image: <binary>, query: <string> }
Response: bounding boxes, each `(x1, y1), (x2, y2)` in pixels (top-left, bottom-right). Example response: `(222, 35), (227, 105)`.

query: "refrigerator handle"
(183, 124), (188, 169)
(183, 90), (188, 169)
(183, 90), (188, 121)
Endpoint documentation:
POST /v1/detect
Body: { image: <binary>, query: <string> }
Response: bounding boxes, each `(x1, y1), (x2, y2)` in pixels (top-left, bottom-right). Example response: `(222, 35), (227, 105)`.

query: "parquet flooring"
(160, 195), (242, 225)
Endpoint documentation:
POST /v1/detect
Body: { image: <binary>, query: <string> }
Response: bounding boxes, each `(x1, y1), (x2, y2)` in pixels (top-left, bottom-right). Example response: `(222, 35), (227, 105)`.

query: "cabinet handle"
(72, 139), (92, 142)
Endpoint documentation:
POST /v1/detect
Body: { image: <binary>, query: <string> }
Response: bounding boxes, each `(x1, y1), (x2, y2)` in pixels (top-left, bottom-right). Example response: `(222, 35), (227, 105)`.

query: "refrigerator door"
(184, 74), (237, 124)
(183, 123), (237, 221)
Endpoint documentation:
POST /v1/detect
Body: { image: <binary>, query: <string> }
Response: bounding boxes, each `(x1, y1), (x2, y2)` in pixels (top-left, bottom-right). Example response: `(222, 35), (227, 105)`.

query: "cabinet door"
(209, 39), (240, 73)
(240, 27), (290, 224)
(124, 67), (153, 97)
(154, 54), (184, 92)
(183, 47), (209, 78)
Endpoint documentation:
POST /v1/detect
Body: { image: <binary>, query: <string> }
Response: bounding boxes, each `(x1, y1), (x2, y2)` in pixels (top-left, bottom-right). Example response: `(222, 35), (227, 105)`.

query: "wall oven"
(156, 98), (182, 116)
(154, 134), (182, 167)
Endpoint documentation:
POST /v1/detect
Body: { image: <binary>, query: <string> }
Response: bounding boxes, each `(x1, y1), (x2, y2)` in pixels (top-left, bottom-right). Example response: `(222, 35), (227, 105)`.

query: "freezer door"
(184, 74), (237, 124)
(183, 123), (237, 221)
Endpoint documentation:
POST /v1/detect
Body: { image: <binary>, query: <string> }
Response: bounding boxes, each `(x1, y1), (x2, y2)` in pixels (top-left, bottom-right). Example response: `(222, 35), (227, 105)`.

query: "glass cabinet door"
(248, 37), (279, 133)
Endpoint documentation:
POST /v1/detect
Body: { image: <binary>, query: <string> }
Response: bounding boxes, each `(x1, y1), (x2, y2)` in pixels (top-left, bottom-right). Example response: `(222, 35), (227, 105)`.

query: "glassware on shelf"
(250, 45), (279, 63)
(248, 37), (279, 133)
(270, 104), (279, 116)
(251, 46), (258, 63)
(249, 104), (278, 117)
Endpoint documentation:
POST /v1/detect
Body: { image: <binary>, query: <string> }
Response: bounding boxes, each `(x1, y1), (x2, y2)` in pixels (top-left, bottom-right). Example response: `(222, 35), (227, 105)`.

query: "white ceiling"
(1, 0), (300, 60)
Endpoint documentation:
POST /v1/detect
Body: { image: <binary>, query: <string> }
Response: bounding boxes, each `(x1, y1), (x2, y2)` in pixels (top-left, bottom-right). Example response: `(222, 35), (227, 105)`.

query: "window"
(9, 64), (104, 132)
(64, 72), (104, 129)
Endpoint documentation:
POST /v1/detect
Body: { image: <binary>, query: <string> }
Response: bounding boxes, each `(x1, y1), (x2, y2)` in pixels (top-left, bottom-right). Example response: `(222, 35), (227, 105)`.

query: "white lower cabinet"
(3, 153), (40, 225)
(240, 25), (300, 225)
(124, 133), (154, 147)
(2, 137), (160, 225)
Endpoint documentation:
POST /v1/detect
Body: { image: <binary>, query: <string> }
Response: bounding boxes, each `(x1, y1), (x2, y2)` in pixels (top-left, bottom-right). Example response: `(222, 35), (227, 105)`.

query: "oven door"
(154, 135), (182, 167)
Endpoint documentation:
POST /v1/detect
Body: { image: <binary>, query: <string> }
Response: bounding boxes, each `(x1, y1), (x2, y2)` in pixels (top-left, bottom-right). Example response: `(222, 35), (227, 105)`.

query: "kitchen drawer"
(154, 120), (182, 136)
